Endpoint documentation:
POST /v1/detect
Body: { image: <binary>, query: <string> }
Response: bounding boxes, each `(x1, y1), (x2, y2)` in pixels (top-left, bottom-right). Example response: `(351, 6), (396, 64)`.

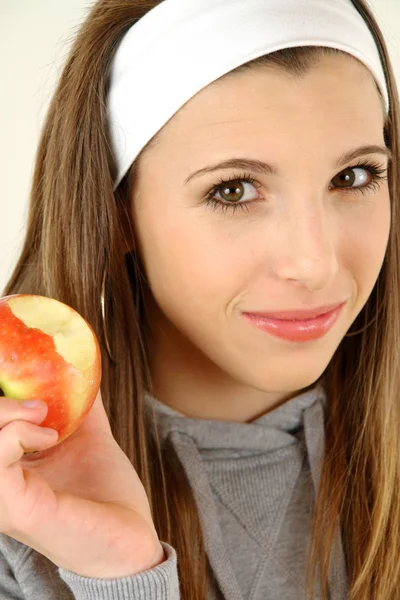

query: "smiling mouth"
(241, 302), (346, 342)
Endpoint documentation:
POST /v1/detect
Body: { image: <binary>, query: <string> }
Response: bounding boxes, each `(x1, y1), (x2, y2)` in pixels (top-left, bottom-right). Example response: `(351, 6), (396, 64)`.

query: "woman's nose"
(271, 203), (339, 291)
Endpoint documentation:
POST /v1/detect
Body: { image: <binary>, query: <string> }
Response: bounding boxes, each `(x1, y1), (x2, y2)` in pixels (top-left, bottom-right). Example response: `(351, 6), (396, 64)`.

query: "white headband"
(108, 0), (389, 190)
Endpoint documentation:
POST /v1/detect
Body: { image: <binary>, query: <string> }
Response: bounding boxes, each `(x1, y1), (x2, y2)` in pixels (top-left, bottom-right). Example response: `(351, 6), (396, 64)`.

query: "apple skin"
(0, 294), (102, 443)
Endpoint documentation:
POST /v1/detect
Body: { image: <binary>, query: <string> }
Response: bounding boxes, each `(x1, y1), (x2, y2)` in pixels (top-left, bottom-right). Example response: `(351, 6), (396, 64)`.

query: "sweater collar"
(144, 380), (327, 456)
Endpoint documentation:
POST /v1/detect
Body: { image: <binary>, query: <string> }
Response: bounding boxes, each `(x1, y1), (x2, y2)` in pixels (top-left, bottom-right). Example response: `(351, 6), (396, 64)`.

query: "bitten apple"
(0, 294), (101, 443)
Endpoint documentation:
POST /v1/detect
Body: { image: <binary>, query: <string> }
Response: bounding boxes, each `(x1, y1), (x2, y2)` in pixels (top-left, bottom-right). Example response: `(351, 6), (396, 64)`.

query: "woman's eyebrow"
(184, 144), (392, 184)
(335, 144), (392, 168)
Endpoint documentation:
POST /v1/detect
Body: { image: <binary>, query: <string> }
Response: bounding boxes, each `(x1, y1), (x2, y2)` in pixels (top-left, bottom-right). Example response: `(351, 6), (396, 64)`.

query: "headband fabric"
(107, 0), (389, 189)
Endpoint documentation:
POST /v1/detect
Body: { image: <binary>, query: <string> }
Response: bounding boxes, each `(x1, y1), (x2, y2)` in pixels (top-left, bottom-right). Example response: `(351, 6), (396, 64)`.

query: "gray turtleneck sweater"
(0, 381), (348, 599)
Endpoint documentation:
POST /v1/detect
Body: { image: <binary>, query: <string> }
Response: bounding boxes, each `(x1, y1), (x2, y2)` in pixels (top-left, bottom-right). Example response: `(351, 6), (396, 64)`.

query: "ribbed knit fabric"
(58, 542), (178, 599)
(147, 379), (348, 599)
(0, 379), (349, 599)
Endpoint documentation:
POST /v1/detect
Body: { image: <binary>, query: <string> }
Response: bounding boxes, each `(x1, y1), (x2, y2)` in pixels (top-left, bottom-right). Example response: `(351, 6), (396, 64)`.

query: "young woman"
(1, 0), (399, 598)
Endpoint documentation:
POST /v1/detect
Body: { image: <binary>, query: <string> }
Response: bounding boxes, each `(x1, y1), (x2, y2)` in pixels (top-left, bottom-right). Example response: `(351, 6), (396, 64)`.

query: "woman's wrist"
(86, 541), (166, 580)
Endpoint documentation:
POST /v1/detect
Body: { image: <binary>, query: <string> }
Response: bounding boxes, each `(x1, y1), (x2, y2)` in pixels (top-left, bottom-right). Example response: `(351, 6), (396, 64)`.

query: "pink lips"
(241, 302), (346, 342)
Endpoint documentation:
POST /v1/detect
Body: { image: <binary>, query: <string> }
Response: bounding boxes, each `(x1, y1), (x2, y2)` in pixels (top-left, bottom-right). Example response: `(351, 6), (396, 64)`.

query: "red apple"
(0, 294), (101, 443)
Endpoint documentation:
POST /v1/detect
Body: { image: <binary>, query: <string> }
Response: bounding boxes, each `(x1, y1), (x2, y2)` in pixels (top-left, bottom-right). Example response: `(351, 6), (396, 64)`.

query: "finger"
(0, 421), (58, 468)
(0, 398), (49, 429)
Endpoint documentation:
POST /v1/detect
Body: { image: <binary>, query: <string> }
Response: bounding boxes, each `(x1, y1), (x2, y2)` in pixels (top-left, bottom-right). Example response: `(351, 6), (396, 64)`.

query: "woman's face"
(130, 53), (391, 420)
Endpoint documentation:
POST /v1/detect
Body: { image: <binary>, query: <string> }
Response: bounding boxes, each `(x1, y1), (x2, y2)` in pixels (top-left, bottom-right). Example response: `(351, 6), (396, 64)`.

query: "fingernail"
(41, 427), (58, 437)
(21, 400), (44, 409)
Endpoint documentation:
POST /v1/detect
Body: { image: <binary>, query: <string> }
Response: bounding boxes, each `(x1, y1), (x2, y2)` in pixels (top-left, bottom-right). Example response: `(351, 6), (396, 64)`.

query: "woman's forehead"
(147, 54), (385, 157)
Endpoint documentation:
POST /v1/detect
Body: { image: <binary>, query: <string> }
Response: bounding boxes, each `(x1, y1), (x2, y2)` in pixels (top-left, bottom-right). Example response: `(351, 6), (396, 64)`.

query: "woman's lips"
(241, 302), (346, 342)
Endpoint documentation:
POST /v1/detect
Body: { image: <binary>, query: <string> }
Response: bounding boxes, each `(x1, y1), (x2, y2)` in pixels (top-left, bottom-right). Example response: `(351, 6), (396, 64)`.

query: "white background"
(1, 0), (400, 292)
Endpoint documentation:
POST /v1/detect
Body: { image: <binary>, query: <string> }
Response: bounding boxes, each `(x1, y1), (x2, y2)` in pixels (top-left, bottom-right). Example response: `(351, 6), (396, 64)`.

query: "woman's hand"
(0, 392), (165, 579)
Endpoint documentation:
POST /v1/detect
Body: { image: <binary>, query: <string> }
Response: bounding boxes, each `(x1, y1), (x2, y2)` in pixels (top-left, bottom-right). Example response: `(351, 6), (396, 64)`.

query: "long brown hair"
(4, 1), (400, 598)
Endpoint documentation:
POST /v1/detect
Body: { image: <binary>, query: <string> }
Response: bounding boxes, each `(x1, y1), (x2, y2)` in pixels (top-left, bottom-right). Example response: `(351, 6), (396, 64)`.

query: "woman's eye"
(331, 166), (371, 189)
(213, 179), (259, 203)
